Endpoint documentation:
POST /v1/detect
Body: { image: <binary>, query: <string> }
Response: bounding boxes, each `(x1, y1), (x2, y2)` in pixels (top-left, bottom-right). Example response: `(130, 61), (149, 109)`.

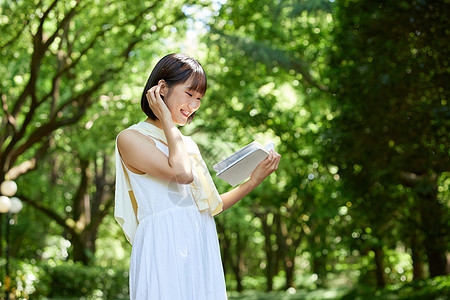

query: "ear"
(158, 80), (168, 96)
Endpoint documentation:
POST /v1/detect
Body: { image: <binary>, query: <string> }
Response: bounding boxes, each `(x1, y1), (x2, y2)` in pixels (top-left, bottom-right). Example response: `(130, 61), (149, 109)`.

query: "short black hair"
(141, 53), (207, 123)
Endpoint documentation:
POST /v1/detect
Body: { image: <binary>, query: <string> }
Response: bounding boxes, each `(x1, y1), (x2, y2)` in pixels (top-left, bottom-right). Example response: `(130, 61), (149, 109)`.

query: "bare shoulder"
(116, 128), (193, 182)
(117, 129), (157, 164)
(117, 129), (156, 148)
(117, 129), (163, 174)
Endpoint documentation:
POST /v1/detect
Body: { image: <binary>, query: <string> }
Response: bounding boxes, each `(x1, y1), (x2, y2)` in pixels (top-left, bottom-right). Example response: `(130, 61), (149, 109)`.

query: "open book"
(213, 141), (275, 187)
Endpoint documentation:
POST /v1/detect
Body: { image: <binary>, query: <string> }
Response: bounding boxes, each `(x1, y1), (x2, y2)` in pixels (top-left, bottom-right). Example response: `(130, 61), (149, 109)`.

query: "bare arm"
(220, 150), (281, 211)
(117, 84), (193, 184)
(160, 119), (193, 183)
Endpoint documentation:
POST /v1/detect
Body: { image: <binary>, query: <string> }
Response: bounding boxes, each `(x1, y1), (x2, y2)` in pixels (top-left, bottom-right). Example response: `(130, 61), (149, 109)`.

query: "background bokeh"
(0, 0), (448, 299)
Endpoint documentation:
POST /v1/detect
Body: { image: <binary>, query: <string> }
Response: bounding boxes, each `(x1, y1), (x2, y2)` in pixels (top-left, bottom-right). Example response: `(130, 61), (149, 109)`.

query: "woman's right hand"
(146, 84), (172, 123)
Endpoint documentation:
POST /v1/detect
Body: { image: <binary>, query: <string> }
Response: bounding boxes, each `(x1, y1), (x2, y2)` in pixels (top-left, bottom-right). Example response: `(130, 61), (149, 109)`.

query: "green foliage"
(0, 259), (128, 299)
(0, 258), (50, 298)
(46, 262), (128, 299)
(199, 0), (346, 291)
(322, 0), (449, 279)
(1, 0), (201, 265)
(227, 275), (450, 299)
(199, 0), (449, 292)
(0, 0), (448, 297)
(341, 276), (450, 300)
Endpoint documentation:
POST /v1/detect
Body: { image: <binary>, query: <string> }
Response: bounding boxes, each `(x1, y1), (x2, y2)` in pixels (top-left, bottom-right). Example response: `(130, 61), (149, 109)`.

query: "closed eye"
(186, 92), (192, 97)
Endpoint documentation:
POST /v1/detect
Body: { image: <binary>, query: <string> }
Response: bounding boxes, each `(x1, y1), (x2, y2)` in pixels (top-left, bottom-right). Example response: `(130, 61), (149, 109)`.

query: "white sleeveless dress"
(121, 136), (227, 300)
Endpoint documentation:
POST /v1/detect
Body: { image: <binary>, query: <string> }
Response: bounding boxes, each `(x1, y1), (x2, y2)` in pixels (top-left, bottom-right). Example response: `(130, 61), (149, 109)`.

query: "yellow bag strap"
(120, 159), (139, 222)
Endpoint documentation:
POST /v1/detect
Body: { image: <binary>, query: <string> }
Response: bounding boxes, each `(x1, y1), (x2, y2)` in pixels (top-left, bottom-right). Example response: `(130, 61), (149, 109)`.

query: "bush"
(0, 258), (129, 299)
(0, 258), (50, 298)
(45, 261), (129, 299)
(341, 275), (450, 300)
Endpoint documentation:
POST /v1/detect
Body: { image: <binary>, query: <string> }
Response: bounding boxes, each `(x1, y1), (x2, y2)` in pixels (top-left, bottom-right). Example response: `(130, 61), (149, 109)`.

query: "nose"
(188, 99), (200, 111)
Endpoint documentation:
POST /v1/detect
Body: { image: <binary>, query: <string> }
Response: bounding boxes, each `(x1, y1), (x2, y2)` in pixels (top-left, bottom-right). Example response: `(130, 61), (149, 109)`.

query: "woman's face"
(163, 77), (203, 126)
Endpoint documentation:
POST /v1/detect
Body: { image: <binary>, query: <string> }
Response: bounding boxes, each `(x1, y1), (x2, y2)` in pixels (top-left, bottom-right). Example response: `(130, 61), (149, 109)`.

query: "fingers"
(146, 85), (172, 122)
(146, 86), (157, 104)
(155, 84), (162, 100)
(249, 150), (280, 185)
(268, 150), (281, 171)
(263, 150), (281, 171)
(146, 85), (164, 108)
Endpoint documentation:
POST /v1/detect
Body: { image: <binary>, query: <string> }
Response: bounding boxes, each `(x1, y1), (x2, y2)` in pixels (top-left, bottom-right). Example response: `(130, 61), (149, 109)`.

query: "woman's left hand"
(219, 150), (281, 211)
(249, 150), (281, 186)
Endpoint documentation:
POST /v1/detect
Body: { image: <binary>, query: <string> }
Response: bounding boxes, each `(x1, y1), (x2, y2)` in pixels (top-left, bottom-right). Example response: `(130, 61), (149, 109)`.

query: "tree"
(0, 0), (200, 264)
(197, 0), (338, 290)
(324, 0), (449, 278)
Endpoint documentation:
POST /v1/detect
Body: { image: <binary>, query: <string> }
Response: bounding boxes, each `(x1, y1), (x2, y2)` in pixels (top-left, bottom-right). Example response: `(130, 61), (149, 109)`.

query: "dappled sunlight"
(0, 0), (447, 298)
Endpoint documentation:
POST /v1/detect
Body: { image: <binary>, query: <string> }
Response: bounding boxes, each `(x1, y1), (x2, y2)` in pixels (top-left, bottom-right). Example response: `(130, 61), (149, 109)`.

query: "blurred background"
(0, 0), (448, 299)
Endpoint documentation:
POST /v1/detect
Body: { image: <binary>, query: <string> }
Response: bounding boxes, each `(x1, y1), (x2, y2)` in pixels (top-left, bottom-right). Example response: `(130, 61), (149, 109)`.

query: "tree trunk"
(277, 213), (301, 289)
(410, 231), (425, 280)
(261, 214), (275, 292)
(312, 254), (323, 280)
(284, 253), (295, 289)
(71, 232), (89, 265)
(311, 233), (325, 285)
(232, 232), (243, 292)
(274, 213), (284, 276)
(216, 220), (228, 276)
(217, 219), (244, 290)
(0, 214), (3, 257)
(85, 229), (98, 256)
(373, 246), (385, 287)
(417, 175), (448, 277)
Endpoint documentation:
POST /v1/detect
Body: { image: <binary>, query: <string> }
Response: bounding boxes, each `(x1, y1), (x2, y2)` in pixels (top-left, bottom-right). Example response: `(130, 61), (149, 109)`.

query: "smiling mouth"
(180, 109), (191, 118)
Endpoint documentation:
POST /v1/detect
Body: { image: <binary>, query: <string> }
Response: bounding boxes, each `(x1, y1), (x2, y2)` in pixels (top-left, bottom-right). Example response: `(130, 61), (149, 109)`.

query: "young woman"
(115, 53), (281, 299)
